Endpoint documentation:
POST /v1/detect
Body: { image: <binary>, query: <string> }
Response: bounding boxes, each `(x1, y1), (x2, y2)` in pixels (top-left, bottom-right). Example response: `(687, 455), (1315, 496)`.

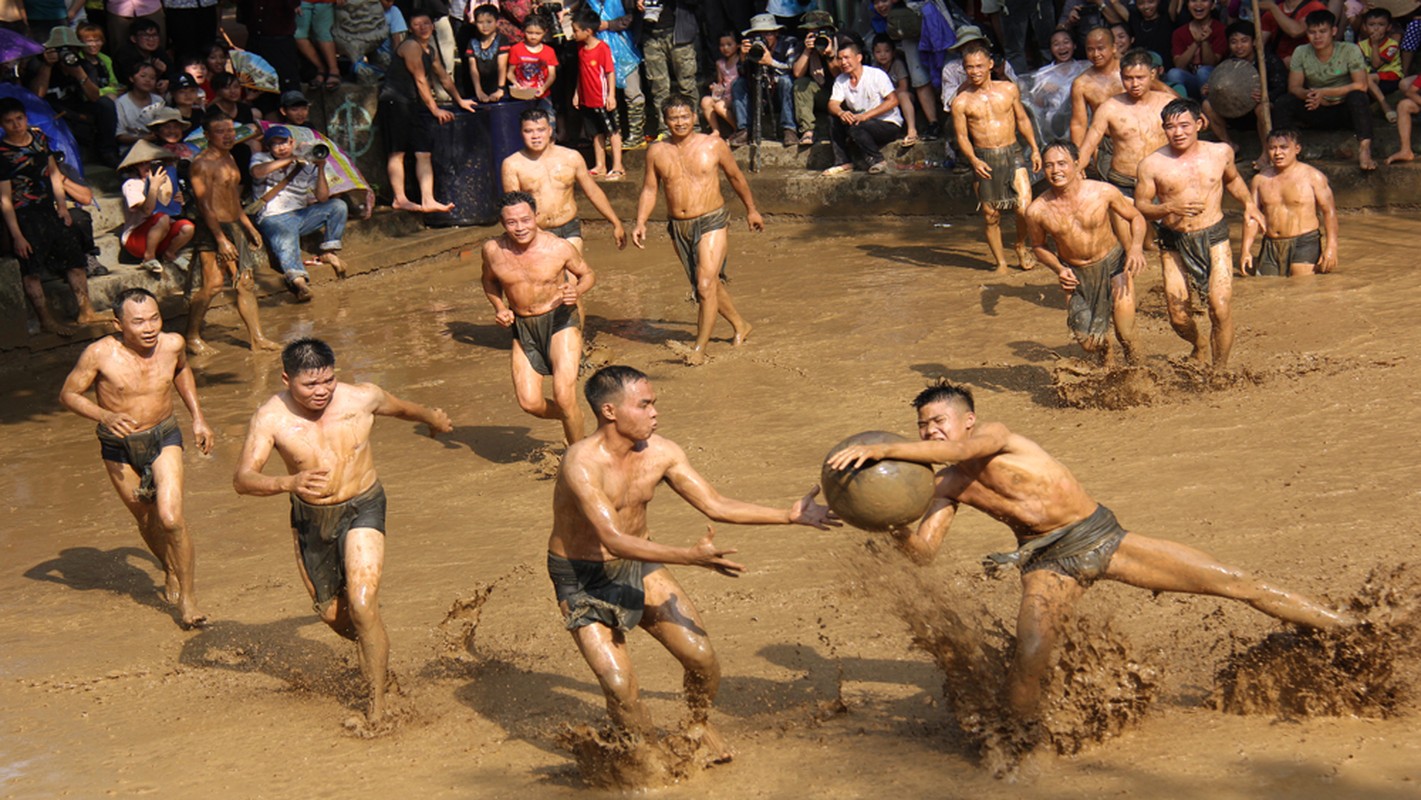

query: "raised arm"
(826, 422), (1014, 470)
(718, 138), (764, 231)
(370, 382), (452, 436)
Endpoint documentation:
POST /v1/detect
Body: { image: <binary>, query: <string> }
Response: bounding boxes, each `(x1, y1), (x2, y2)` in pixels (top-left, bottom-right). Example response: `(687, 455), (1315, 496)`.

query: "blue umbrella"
(0, 84), (84, 179)
(0, 28), (43, 64)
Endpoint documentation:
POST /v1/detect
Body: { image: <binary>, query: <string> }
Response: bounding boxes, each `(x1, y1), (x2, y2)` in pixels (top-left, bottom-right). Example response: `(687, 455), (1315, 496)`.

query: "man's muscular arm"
(370, 382), (452, 436)
(172, 340), (213, 453)
(1069, 79), (1090, 145)
(662, 441), (836, 528)
(1314, 170), (1339, 272)
(58, 343), (122, 428)
(1108, 186), (1148, 275)
(560, 244), (597, 304)
(826, 422), (1013, 470)
(481, 241), (515, 326)
(1076, 102), (1111, 172)
(718, 139), (764, 231)
(896, 493), (960, 564)
(233, 407), (318, 497)
(572, 155), (627, 248)
(1223, 156), (1266, 228)
(630, 147), (662, 248)
(1025, 204), (1078, 294)
(1011, 86), (1042, 172)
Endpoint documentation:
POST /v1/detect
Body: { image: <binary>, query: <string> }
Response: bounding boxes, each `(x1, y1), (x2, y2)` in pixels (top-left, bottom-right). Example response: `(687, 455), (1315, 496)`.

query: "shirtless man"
(186, 110), (279, 356)
(59, 288), (213, 628)
(1135, 98), (1264, 368)
(501, 108), (626, 254)
(481, 191), (596, 444)
(549, 365), (835, 758)
(1070, 27), (1124, 174)
(1025, 140), (1147, 364)
(950, 40), (1042, 273)
(1241, 128), (1339, 277)
(827, 380), (1352, 719)
(1077, 48), (1176, 198)
(632, 95), (761, 365)
(233, 338), (452, 727)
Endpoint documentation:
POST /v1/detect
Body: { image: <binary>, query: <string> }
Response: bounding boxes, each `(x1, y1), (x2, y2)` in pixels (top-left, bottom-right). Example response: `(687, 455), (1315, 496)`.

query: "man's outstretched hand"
(691, 524), (745, 577)
(789, 485), (840, 529)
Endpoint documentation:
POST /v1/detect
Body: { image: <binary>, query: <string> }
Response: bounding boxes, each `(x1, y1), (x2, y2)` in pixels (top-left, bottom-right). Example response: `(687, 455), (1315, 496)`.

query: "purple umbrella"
(0, 28), (43, 64)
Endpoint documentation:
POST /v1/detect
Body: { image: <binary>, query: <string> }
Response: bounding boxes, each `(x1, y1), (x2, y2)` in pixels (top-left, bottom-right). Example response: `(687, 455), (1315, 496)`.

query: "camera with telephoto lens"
(309, 143), (329, 159)
(534, 2), (567, 41)
(747, 36), (768, 63)
(59, 47), (81, 67)
(810, 29), (837, 54)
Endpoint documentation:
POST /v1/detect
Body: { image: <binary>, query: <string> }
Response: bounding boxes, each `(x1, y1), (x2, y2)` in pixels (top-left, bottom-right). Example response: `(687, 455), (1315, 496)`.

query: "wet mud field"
(2, 213), (1419, 798)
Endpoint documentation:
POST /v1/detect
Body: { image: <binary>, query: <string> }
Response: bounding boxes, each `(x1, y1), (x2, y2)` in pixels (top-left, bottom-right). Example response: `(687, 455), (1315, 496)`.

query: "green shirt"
(1290, 41), (1365, 104)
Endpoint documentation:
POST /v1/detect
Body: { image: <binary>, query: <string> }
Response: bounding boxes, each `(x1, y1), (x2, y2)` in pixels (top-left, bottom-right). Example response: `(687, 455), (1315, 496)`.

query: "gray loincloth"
(1256, 229), (1321, 277)
(290, 481), (387, 612)
(547, 552), (663, 631)
(192, 220), (261, 276)
(96, 415), (183, 504)
(1106, 167), (1137, 198)
(546, 217), (583, 240)
(667, 206), (730, 299)
(1067, 246), (1124, 351)
(984, 504), (1128, 587)
(513, 304), (580, 376)
(1092, 135), (1115, 181)
(1158, 218), (1230, 296)
(975, 144), (1023, 211)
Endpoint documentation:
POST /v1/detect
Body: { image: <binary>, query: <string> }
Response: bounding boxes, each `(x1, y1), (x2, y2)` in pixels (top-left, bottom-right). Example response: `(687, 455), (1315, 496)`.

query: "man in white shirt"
(249, 125), (348, 302)
(822, 36), (903, 175)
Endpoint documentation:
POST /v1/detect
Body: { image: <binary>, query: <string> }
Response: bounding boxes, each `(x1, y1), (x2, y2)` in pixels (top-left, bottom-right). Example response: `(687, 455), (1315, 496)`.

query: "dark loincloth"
(1106, 167), (1137, 198)
(1067, 246), (1124, 351)
(192, 220), (261, 276)
(1157, 218), (1230, 296)
(548, 552), (663, 631)
(546, 217), (583, 240)
(975, 144), (1023, 210)
(984, 504), (1128, 587)
(667, 206), (730, 299)
(513, 304), (580, 376)
(290, 481), (387, 612)
(97, 415), (182, 504)
(1256, 229), (1321, 277)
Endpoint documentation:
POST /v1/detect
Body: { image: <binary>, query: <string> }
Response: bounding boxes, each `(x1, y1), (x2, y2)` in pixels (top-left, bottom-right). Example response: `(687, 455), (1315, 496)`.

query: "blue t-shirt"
(25, 0), (69, 20)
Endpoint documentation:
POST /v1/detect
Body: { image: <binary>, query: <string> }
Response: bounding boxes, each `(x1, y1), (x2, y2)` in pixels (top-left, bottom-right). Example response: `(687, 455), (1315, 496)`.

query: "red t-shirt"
(508, 41), (558, 98)
(1261, 0), (1327, 62)
(577, 39), (614, 109)
(1171, 20), (1227, 68)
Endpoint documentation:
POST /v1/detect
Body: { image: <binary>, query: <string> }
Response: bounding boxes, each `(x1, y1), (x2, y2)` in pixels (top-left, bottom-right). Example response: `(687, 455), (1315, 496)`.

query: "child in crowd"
(1169, 0), (1224, 99)
(702, 31), (738, 137)
(871, 34), (919, 145)
(464, 4), (508, 103)
(205, 41), (231, 82)
(1202, 21), (1282, 165)
(1359, 7), (1401, 122)
(118, 142), (194, 274)
(114, 61), (165, 151)
(506, 14), (558, 118)
(181, 54), (211, 105)
(168, 74), (203, 134)
(571, 8), (622, 178)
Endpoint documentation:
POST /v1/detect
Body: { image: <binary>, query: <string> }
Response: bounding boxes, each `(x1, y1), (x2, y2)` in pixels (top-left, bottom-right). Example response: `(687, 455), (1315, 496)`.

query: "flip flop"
(588, 166), (603, 177)
(323, 73), (342, 91)
(604, 169), (624, 181)
(901, 133), (920, 147)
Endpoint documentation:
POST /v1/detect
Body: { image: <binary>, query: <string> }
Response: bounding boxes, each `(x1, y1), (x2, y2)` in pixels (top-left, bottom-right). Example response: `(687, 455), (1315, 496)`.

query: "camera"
(642, 0), (663, 23)
(60, 47), (80, 67)
(747, 36), (768, 63)
(810, 30), (837, 54)
(309, 143), (330, 160)
(149, 159), (166, 172)
(534, 2), (568, 42)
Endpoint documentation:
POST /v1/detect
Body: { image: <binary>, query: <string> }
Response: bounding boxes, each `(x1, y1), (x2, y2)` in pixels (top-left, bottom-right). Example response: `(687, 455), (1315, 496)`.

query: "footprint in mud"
(580, 340), (613, 374)
(1051, 357), (1264, 409)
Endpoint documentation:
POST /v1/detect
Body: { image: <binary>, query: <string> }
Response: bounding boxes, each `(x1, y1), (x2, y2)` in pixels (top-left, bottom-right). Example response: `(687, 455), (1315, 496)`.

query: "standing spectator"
(463, 3), (506, 102)
(792, 11), (835, 145)
(1258, 0), (1328, 66)
(1169, 0), (1224, 98)
(821, 37), (902, 175)
(730, 13), (799, 147)
(249, 125), (347, 301)
(1274, 9), (1376, 169)
(584, 0), (645, 146)
(1003, 0), (1058, 72)
(118, 140), (193, 272)
(1358, 7), (1401, 122)
(105, 0), (164, 56)
(26, 0), (80, 43)
(505, 13), (558, 116)
(572, 8), (622, 178)
(703, 30), (738, 136)
(296, 0), (342, 90)
(0, 97), (105, 336)
(162, 0), (216, 59)
(236, 0), (302, 93)
(640, 0), (697, 134)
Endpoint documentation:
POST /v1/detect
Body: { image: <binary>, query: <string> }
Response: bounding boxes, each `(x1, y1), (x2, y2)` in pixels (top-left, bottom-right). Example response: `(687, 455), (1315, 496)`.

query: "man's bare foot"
(185, 336), (216, 356)
(689, 722), (734, 764)
(421, 200), (455, 213)
(1359, 147), (1378, 171)
(391, 198), (422, 212)
(685, 348), (707, 366)
(77, 311), (116, 330)
(1188, 345), (1208, 363)
(179, 602), (209, 629)
(992, 262), (1009, 273)
(39, 317), (77, 337)
(732, 322), (753, 346)
(251, 336), (282, 352)
(322, 252), (347, 278)
(1386, 150), (1414, 164)
(1016, 244), (1036, 270)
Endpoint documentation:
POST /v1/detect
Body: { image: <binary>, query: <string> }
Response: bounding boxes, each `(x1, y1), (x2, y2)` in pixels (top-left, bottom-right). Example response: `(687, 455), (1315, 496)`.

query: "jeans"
(1164, 65), (1213, 100)
(829, 116), (903, 167)
(257, 199), (347, 283)
(732, 71), (796, 133)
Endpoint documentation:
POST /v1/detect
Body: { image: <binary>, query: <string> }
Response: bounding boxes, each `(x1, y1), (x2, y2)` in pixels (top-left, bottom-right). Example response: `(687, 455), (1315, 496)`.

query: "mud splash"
(1051, 357), (1266, 410)
(556, 723), (719, 789)
(1213, 564), (1421, 719)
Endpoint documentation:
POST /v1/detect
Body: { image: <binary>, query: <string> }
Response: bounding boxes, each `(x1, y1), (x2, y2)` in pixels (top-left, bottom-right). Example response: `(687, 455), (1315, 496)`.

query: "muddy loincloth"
(1256, 229), (1321, 277)
(290, 481), (387, 612)
(1157, 218), (1230, 296)
(984, 504), (1128, 587)
(1092, 135), (1115, 181)
(667, 206), (730, 299)
(1106, 167), (1137, 198)
(974, 144), (1023, 210)
(546, 217), (583, 240)
(97, 415), (183, 504)
(514, 305), (580, 376)
(548, 553), (663, 631)
(192, 220), (261, 276)
(1067, 246), (1124, 351)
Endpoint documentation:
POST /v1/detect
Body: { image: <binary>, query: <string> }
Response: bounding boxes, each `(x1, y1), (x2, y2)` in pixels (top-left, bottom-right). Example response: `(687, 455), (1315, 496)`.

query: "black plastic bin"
(424, 100), (533, 228)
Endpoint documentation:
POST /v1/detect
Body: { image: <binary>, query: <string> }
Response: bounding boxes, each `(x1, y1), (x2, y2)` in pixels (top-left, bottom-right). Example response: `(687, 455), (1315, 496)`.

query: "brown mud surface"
(2, 214), (1420, 798)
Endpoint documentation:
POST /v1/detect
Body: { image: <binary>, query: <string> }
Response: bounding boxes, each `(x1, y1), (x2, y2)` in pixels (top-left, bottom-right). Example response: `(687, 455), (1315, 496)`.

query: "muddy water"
(2, 213), (1419, 798)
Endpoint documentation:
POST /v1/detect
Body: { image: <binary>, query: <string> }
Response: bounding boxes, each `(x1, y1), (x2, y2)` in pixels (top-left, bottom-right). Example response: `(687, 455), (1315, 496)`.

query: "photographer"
(639, 0), (698, 135)
(28, 27), (104, 151)
(791, 9), (837, 146)
(249, 126), (348, 302)
(731, 13), (800, 147)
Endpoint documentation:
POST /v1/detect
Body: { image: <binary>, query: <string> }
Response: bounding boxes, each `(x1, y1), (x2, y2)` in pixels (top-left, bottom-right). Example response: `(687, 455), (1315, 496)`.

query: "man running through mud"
(233, 338), (452, 728)
(1025, 140), (1147, 365)
(1076, 48), (1176, 199)
(549, 365), (836, 760)
(827, 379), (1352, 720)
(632, 96), (761, 365)
(59, 287), (214, 629)
(481, 191), (596, 444)
(501, 108), (627, 255)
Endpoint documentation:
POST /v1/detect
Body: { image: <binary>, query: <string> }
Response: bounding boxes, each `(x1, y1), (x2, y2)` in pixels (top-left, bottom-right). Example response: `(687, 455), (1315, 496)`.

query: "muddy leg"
(547, 324), (586, 443)
(1206, 242), (1234, 368)
(65, 267), (109, 327)
(571, 623), (653, 732)
(639, 568), (731, 762)
(233, 268), (279, 351)
(1111, 270), (1140, 364)
(149, 446), (204, 627)
(1006, 569), (1084, 718)
(1012, 169), (1035, 270)
(982, 204), (1007, 273)
(185, 253), (223, 354)
(343, 528), (389, 724)
(1160, 251), (1207, 361)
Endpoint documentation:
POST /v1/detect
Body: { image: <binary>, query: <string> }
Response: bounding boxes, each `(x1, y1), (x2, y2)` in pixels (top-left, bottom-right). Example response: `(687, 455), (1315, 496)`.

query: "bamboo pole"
(1252, 0), (1272, 132)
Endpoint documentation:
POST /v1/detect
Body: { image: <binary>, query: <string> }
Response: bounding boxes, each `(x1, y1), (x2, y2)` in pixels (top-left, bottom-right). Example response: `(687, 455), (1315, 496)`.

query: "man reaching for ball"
(826, 380), (1352, 719)
(549, 365), (837, 762)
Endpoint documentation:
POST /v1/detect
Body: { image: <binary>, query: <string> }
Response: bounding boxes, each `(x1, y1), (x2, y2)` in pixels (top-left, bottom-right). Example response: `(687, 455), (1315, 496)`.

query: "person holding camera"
(792, 9), (837, 146)
(822, 36), (902, 175)
(730, 13), (800, 147)
(28, 27), (105, 151)
(249, 125), (348, 302)
(119, 140), (194, 274)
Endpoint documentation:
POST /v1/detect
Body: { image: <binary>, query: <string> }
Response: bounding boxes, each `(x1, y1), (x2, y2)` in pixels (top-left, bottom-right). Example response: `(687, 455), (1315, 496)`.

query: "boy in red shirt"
(506, 14), (559, 120)
(572, 8), (623, 179)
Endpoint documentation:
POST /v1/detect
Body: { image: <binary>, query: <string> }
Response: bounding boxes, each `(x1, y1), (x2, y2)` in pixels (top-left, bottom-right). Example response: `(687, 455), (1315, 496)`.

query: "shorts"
(899, 38), (930, 88)
(548, 552), (663, 631)
(667, 206), (730, 298)
(379, 97), (433, 154)
(1158, 217), (1230, 296)
(294, 1), (335, 42)
(513, 304), (580, 376)
(192, 220), (260, 276)
(14, 204), (87, 278)
(1106, 168), (1137, 199)
(581, 106), (615, 138)
(122, 214), (194, 258)
(290, 481), (388, 612)
(1377, 77), (1399, 95)
(985, 504), (1128, 587)
(546, 217), (583, 240)
(1256, 229), (1321, 277)
(97, 415), (182, 504)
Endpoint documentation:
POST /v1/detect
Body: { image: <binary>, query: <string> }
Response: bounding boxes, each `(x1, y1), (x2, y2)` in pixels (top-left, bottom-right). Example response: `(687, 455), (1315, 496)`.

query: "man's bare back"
(481, 231), (584, 316)
(502, 146), (585, 228)
(953, 80), (1026, 149)
(247, 382), (382, 505)
(1137, 139), (1238, 232)
(645, 133), (731, 220)
(1081, 90), (1175, 178)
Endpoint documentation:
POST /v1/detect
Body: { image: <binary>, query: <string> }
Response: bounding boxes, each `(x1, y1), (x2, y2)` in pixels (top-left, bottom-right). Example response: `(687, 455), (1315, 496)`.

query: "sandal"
(901, 133), (920, 147)
(821, 163), (854, 176)
(588, 166), (603, 177)
(799, 130), (815, 145)
(604, 169), (625, 181)
(323, 72), (342, 91)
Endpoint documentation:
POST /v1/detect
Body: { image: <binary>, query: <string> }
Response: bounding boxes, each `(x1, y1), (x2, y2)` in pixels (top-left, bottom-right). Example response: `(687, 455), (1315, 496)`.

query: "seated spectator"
(1358, 7), (1401, 122)
(114, 18), (170, 90)
(118, 140), (194, 273)
(1385, 72), (1421, 163)
(1049, 28), (1081, 64)
(1111, 20), (1134, 55)
(113, 60), (164, 154)
(1126, 0), (1176, 65)
(76, 23), (119, 98)
(207, 71), (263, 123)
(350, 0), (405, 82)
(106, 0), (165, 60)
(1202, 21), (1284, 165)
(792, 11), (836, 145)
(0, 97), (106, 335)
(703, 30), (738, 136)
(275, 88), (312, 127)
(168, 73), (202, 133)
(874, 0), (942, 141)
(180, 54), (210, 105)
(249, 124), (347, 301)
(28, 27), (105, 154)
(463, 3), (506, 103)
(821, 36), (902, 175)
(731, 13), (799, 148)
(1258, 0), (1328, 68)
(145, 105), (187, 153)
(1276, 9), (1375, 170)
(297, 0), (343, 90)
(1169, 0), (1224, 99)
(331, 0), (390, 81)
(1059, 0), (1116, 52)
(204, 39), (230, 82)
(871, 34), (918, 144)
(571, 8), (622, 178)
(505, 13), (558, 118)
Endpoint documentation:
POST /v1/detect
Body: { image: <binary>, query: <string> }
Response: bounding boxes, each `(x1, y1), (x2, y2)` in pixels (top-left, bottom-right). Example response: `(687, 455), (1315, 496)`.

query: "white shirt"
(830, 65), (904, 127)
(115, 94), (164, 140)
(249, 152), (320, 219)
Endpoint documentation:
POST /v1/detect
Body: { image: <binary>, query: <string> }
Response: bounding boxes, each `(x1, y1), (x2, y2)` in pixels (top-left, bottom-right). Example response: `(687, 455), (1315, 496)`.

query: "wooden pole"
(1252, 0), (1272, 132)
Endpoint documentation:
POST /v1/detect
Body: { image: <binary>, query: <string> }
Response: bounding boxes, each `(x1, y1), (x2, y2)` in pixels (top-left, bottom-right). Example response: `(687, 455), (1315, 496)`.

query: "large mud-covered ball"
(821, 431), (936, 532)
